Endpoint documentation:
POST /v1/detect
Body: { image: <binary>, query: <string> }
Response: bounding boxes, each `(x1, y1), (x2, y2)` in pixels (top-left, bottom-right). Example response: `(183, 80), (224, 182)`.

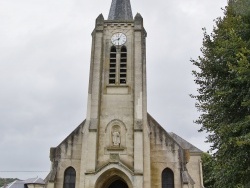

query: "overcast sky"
(0, 0), (227, 180)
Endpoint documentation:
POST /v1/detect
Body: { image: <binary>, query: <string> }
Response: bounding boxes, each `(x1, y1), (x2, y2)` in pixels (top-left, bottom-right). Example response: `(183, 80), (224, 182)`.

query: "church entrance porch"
(96, 174), (130, 188)
(107, 179), (128, 188)
(100, 177), (129, 188)
(94, 167), (133, 188)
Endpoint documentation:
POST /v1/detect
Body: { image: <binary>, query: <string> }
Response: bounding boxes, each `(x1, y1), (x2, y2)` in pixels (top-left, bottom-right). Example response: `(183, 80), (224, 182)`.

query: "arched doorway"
(95, 167), (132, 188)
(108, 179), (128, 188)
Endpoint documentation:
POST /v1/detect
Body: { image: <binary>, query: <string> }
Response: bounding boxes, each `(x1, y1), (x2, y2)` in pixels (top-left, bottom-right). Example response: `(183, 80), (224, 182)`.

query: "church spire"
(108, 0), (133, 20)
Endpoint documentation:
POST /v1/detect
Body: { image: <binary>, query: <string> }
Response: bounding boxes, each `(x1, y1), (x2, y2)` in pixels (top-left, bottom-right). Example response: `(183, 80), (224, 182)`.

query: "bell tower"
(82, 0), (151, 187)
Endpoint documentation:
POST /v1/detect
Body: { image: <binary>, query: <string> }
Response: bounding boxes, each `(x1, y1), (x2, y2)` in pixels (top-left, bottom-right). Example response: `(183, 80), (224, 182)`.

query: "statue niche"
(112, 126), (121, 147)
(105, 119), (127, 152)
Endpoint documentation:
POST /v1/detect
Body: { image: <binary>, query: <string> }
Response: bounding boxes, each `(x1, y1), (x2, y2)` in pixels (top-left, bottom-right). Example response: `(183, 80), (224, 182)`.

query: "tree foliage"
(0, 178), (18, 187)
(201, 153), (216, 188)
(191, 0), (250, 187)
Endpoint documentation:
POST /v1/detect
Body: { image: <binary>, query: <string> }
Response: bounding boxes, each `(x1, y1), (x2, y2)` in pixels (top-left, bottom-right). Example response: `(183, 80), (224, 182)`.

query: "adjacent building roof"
(24, 177), (45, 185)
(108, 0), (133, 20)
(2, 178), (45, 188)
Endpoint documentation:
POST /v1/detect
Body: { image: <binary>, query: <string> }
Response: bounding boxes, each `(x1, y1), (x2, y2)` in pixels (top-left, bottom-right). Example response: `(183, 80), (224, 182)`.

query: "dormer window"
(109, 46), (127, 85)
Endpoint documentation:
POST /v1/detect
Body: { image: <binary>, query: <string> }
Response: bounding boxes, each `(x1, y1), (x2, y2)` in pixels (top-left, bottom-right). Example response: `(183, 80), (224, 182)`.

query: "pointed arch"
(63, 167), (76, 188)
(95, 167), (132, 188)
(162, 168), (174, 188)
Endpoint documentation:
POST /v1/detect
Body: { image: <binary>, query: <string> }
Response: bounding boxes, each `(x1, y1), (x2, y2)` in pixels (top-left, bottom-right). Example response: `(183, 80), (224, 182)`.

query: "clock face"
(111, 33), (127, 45)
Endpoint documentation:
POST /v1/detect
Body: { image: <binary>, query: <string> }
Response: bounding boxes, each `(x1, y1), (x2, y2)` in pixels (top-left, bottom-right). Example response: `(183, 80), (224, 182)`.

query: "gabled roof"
(57, 119), (86, 147)
(169, 132), (203, 153)
(24, 177), (45, 184)
(3, 178), (45, 188)
(108, 0), (133, 20)
(147, 113), (203, 153)
(2, 180), (24, 188)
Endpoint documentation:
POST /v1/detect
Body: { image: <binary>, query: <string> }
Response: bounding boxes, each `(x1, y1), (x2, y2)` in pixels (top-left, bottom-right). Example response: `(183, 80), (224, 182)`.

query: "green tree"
(201, 153), (216, 188)
(0, 178), (18, 187)
(191, 0), (250, 187)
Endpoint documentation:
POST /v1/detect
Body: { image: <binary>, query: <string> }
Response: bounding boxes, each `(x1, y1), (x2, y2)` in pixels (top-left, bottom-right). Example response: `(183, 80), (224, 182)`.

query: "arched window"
(63, 167), (76, 188)
(120, 46), (127, 84)
(162, 168), (174, 188)
(109, 46), (117, 84)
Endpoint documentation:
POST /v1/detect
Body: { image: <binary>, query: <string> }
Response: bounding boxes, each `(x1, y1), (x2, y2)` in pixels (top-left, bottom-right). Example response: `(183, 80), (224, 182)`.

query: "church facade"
(45, 0), (204, 187)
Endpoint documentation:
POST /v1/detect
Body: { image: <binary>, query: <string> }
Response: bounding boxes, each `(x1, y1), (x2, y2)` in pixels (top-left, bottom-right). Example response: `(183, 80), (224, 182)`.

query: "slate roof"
(147, 113), (203, 153)
(169, 132), (203, 153)
(24, 177), (45, 184)
(108, 0), (133, 20)
(2, 178), (45, 188)
(1, 180), (24, 188)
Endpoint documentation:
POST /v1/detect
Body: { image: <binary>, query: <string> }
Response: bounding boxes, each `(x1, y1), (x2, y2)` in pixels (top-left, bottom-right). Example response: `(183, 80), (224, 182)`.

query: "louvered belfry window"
(109, 46), (117, 84)
(109, 46), (127, 85)
(120, 46), (127, 84)
(162, 168), (174, 188)
(63, 167), (76, 188)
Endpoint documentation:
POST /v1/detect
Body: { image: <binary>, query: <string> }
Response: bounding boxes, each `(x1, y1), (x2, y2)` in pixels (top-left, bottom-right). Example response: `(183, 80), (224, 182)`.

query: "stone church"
(45, 0), (204, 187)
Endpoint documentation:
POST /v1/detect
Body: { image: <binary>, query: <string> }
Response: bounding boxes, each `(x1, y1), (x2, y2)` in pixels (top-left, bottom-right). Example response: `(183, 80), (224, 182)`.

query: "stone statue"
(112, 130), (120, 146)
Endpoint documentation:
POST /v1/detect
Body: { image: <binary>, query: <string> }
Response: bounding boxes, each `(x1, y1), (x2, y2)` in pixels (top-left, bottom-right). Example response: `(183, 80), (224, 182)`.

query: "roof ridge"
(57, 119), (86, 147)
(6, 180), (17, 188)
(169, 132), (203, 153)
(33, 177), (39, 183)
(147, 113), (184, 149)
(147, 113), (203, 153)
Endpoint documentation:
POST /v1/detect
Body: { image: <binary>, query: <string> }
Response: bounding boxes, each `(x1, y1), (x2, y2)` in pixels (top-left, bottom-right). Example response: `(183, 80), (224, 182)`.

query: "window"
(63, 167), (76, 188)
(120, 46), (127, 84)
(109, 46), (117, 84)
(109, 46), (127, 84)
(162, 168), (174, 188)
